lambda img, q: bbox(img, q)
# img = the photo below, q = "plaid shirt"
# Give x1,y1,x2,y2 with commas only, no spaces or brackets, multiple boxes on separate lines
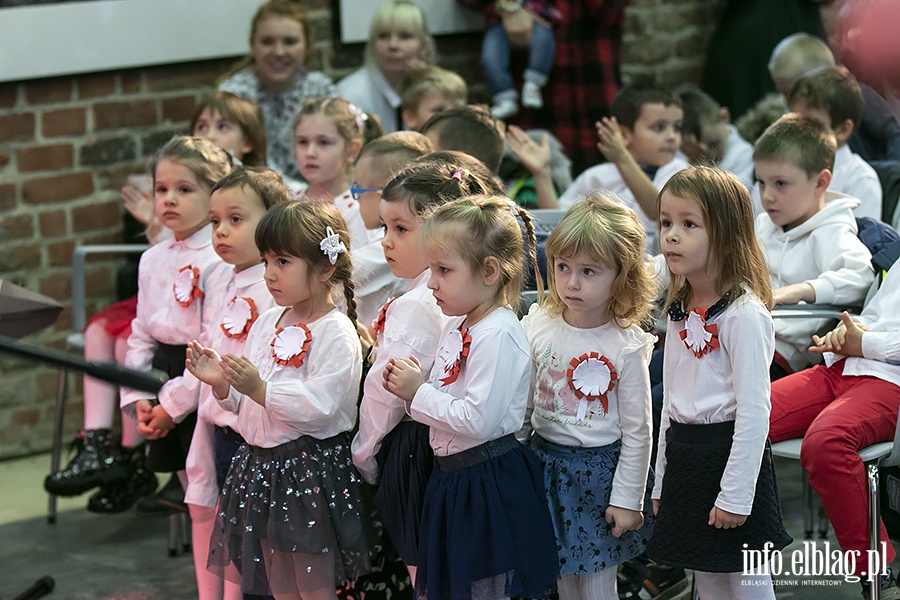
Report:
459,0,626,176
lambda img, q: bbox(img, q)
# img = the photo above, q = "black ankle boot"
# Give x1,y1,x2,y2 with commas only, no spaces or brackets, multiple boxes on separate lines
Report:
134,473,188,517
44,429,130,496
87,445,159,514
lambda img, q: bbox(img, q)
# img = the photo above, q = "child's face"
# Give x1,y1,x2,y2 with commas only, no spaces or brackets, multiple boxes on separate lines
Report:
755,159,827,232
659,191,715,286
681,116,729,165
403,91,462,131
262,250,328,310
153,159,211,241
251,16,307,92
623,103,683,167
193,108,252,162
373,27,426,80
354,155,386,229
424,237,496,320
553,251,618,329
380,198,426,279
294,114,354,189
209,185,267,272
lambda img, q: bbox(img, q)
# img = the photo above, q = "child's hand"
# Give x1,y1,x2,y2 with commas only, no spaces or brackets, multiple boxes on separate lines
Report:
356,321,375,360
221,355,266,405
138,405,175,440
119,184,154,226
595,117,630,165
605,505,644,538
772,282,815,305
709,506,747,529
652,499,660,515
383,355,424,403
506,125,551,176
135,399,154,429
810,311,867,357
186,341,230,399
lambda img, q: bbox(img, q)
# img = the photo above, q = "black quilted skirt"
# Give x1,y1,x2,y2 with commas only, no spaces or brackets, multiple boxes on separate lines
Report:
647,420,792,572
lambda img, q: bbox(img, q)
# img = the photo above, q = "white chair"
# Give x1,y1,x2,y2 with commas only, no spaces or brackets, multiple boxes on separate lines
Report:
529,208,566,234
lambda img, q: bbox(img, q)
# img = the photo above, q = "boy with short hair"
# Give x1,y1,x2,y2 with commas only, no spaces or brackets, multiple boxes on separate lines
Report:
753,113,874,375
559,85,688,249
420,105,505,174
399,66,468,132
788,66,883,220
675,84,754,186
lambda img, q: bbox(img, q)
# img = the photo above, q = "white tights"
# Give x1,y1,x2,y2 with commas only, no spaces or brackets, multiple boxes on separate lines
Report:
83,321,141,448
693,571,775,600
188,504,242,600
557,568,618,600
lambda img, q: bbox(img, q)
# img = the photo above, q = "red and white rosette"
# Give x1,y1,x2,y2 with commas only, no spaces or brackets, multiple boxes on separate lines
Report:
438,326,472,387
566,352,617,420
680,307,719,358
371,296,397,339
270,324,312,369
173,265,204,308
220,296,259,341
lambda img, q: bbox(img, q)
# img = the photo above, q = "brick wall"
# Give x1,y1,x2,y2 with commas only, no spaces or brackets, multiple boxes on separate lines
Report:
0,0,722,459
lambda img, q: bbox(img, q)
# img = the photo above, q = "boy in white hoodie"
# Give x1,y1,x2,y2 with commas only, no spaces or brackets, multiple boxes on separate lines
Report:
754,113,875,377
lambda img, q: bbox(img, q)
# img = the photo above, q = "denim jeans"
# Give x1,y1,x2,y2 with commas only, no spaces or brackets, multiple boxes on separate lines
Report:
482,21,555,95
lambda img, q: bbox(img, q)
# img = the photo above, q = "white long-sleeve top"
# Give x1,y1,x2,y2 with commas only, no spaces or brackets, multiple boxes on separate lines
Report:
352,237,409,328
410,307,531,456
336,66,401,134
652,292,775,516
215,306,362,448
756,192,874,370
521,305,654,512
717,124,755,188
184,263,276,508
120,224,230,413
352,271,449,484
558,157,689,251
830,144,883,221
826,258,900,387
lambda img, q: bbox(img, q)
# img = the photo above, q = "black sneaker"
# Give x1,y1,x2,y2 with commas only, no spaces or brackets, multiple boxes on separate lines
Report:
44,429,131,496
87,445,158,514
133,473,188,517
618,559,689,599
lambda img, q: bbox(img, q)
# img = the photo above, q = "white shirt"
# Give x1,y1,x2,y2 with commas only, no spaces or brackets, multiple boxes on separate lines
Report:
184,263,276,508
558,157,689,251
336,66,401,134
410,307,531,456
121,224,230,412
830,144,883,220
352,271,449,483
827,259,900,388
653,292,775,516
216,306,362,448
521,305,654,511
717,124,755,188
352,237,409,328
756,192,874,370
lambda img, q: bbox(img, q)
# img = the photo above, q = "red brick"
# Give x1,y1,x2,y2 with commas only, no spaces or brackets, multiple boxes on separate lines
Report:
21,173,94,204
24,77,74,105
40,270,72,301
42,108,87,137
94,100,157,130
146,62,225,92
0,83,17,109
39,209,68,237
1,214,35,240
84,266,114,296
12,408,40,426
0,113,36,143
0,184,16,211
162,95,198,123
16,143,74,173
0,242,40,271
0,150,8,167
82,231,123,245
77,73,116,99
121,70,143,94
72,201,121,232
47,240,74,267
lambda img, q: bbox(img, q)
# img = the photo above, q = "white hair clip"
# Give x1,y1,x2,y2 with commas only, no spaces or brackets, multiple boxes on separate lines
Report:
347,103,366,133
319,226,347,265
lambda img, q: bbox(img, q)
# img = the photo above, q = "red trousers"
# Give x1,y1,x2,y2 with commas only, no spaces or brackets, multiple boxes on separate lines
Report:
770,359,900,572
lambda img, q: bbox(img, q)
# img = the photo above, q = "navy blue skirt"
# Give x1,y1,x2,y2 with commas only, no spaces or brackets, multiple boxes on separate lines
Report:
374,419,433,566
530,436,653,574
416,435,559,600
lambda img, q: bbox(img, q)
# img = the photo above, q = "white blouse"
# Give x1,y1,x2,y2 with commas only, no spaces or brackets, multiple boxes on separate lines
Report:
216,306,362,448
352,271,449,483
410,307,532,456
521,305,654,511
652,292,775,516
121,224,230,413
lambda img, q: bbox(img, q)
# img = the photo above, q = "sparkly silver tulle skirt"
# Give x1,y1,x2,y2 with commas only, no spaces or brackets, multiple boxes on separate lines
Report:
207,433,377,596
